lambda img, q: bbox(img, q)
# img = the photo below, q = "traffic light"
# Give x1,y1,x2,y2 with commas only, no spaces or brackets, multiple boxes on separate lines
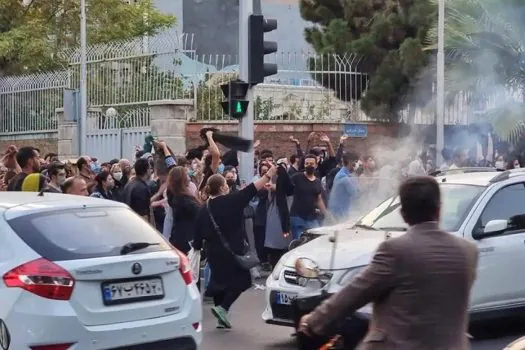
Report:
220,79,250,119
248,14,278,85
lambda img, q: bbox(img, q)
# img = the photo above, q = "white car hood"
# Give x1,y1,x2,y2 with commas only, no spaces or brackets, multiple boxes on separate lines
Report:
283,227,405,270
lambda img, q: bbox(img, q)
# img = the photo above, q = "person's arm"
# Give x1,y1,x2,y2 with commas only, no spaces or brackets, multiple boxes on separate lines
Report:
300,240,398,336
316,193,328,216
320,133,335,157
335,135,346,163
289,135,304,157
162,206,173,239
232,165,278,209
157,141,176,169
206,131,221,172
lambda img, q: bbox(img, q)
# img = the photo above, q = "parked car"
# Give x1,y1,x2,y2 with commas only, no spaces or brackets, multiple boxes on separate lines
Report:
263,168,525,347
0,192,202,350
504,335,525,349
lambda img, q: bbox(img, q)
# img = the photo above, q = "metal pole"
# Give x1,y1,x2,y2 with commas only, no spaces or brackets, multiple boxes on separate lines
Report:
238,0,254,183
436,0,445,166
79,0,88,156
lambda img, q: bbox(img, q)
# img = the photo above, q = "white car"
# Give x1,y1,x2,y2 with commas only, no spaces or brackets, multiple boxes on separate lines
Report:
0,192,202,350
263,169,525,328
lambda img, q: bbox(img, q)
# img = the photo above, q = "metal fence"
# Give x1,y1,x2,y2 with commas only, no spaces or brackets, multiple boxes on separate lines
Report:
1,31,515,135
0,31,373,134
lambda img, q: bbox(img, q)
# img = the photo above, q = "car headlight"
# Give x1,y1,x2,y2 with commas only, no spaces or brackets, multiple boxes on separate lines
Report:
337,265,367,286
271,257,286,280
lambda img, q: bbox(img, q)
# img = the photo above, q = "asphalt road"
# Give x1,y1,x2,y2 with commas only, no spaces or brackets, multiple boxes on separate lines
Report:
200,286,525,350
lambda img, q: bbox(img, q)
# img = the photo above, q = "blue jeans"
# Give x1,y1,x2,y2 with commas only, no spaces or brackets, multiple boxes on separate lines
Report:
290,216,320,240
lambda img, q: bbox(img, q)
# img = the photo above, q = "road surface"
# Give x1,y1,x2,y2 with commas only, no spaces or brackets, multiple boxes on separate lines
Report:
201,287,525,350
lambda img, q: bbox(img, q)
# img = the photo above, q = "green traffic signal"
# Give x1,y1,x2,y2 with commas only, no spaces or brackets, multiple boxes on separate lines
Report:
221,100,249,119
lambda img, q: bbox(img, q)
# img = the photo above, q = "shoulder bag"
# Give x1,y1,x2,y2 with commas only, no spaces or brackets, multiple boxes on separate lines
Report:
205,200,260,270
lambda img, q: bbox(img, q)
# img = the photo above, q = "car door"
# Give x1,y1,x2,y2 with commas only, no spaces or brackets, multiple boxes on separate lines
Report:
467,182,525,311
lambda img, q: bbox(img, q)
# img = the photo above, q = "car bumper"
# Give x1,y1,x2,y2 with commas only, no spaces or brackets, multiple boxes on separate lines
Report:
5,287,203,350
262,274,324,327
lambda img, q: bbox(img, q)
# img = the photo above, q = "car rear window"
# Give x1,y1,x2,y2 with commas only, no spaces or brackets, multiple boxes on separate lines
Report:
7,207,172,261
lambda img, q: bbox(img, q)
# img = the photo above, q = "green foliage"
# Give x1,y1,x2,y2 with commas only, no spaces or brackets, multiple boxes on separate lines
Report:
299,0,436,121
0,0,175,75
425,0,525,143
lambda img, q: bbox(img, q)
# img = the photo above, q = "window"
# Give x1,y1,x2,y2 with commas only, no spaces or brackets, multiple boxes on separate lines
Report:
479,183,525,228
8,207,171,261
356,184,485,232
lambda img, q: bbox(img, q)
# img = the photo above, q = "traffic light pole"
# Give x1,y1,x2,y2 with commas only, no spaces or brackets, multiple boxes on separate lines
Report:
238,0,255,183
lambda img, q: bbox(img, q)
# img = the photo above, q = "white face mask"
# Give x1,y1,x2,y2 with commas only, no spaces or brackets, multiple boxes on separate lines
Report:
112,172,123,181
495,161,504,169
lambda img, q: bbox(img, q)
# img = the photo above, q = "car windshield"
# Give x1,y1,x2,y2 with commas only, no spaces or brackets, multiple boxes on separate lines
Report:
355,184,485,232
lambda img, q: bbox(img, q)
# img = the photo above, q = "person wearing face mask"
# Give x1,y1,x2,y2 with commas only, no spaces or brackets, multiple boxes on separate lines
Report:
224,167,238,192
286,154,328,240
494,155,506,170
44,162,67,193
90,170,115,200
110,164,125,202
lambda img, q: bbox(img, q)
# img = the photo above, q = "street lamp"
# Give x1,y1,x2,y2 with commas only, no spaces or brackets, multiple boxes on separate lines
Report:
436,0,445,166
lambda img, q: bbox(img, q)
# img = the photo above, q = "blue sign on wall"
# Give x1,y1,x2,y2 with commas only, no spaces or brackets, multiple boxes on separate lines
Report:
343,124,368,138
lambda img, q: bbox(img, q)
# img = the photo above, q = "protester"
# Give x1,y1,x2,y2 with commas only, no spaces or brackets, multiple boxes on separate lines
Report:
166,166,200,254
63,176,89,196
44,161,66,193
193,165,278,329
328,152,360,222
7,146,40,191
90,170,115,200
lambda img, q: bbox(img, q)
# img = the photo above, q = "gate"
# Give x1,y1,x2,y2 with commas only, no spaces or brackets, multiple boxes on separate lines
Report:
86,127,151,162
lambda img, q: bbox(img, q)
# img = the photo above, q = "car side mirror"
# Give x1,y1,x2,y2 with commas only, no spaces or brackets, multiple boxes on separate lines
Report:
473,219,508,239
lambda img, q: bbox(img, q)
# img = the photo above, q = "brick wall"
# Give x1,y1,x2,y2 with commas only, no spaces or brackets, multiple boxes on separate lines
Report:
0,122,400,159
186,122,400,157
0,135,58,156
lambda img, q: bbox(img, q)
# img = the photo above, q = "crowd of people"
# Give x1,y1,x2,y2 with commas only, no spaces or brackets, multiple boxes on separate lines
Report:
0,130,517,331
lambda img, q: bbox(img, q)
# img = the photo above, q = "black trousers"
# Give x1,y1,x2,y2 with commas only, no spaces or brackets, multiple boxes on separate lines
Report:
253,225,268,263
266,247,286,268
213,289,243,311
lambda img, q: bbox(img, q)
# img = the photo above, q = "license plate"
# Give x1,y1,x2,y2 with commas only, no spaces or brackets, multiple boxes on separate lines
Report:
275,292,296,305
102,277,165,305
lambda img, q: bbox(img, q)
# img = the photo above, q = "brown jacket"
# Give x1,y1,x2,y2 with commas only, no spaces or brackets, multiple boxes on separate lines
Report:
307,222,479,350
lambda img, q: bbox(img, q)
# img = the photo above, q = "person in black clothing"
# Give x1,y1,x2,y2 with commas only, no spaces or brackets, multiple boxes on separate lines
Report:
90,170,115,200
110,163,125,202
193,165,278,329
124,158,153,221
166,166,200,254
286,154,328,240
7,146,40,191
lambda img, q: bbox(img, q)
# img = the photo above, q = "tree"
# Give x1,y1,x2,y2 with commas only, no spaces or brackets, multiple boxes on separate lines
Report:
425,0,525,143
299,0,436,121
0,0,175,76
